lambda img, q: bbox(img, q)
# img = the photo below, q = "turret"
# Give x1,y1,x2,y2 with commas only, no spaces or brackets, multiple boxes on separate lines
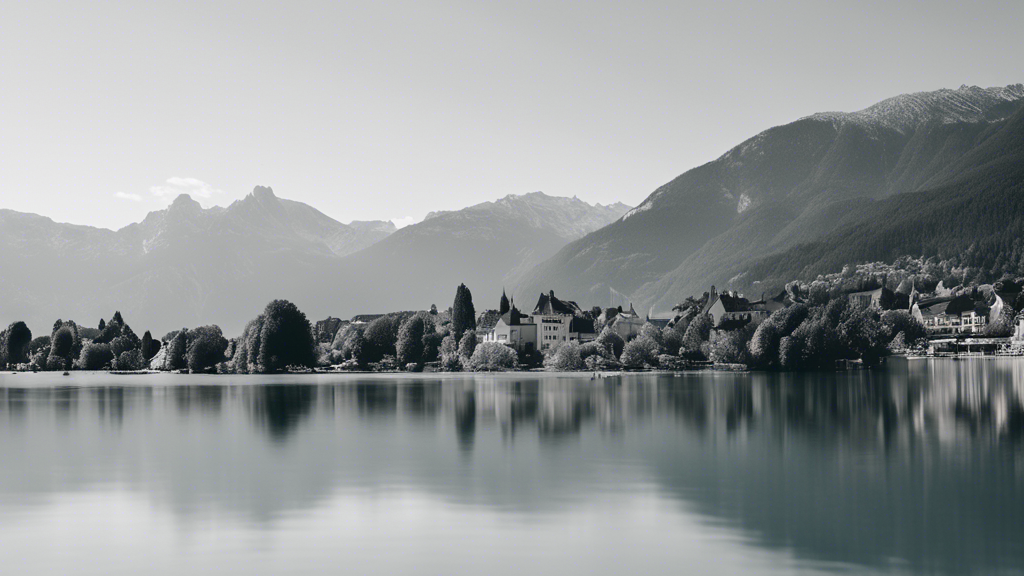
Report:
500,289,510,315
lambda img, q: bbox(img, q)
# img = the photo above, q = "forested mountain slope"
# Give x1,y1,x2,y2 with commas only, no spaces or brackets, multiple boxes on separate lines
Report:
515,84,1024,312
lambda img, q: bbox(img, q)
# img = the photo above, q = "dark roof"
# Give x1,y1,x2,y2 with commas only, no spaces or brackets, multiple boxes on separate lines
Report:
532,291,582,316
499,307,527,326
919,295,989,317
715,292,760,313
568,317,595,334
618,303,640,319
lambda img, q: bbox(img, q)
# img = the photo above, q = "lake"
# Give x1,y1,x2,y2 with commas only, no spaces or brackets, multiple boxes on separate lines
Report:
1,359,1023,575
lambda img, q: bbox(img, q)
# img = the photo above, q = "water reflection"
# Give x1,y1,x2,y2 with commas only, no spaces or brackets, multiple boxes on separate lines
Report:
0,360,1022,574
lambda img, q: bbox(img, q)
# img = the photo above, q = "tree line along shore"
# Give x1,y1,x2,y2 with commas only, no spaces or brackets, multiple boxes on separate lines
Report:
0,274,947,375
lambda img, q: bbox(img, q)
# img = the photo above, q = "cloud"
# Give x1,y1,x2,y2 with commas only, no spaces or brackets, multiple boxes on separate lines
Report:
150,177,223,201
392,216,419,229
114,192,142,202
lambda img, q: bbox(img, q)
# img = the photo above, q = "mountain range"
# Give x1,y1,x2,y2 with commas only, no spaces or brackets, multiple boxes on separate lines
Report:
4,82,1023,337
514,84,1024,314
0,189,628,335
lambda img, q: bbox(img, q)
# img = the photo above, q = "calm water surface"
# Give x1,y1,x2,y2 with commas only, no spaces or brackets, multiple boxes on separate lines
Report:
1,359,1023,575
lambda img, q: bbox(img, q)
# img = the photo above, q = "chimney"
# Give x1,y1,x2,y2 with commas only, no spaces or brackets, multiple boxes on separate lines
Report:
549,290,555,299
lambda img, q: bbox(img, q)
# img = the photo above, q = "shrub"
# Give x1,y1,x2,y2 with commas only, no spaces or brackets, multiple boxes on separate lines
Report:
596,327,625,358
544,342,584,371
880,310,926,344
46,354,68,371
112,349,145,371
396,315,427,366
748,304,809,368
709,325,755,365
110,335,135,357
680,314,713,360
620,335,660,369
585,354,618,371
467,342,518,371
661,327,683,357
579,341,611,361
657,354,687,371
77,342,114,370
438,334,460,371
639,323,664,349
457,330,477,364
371,355,399,372
779,336,802,369
30,350,49,371
28,336,51,357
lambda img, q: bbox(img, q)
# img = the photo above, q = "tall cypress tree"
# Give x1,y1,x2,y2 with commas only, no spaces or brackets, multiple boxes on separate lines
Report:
451,284,476,342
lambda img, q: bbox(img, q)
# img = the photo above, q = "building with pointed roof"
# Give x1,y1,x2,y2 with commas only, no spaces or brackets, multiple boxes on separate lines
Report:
609,304,644,340
483,290,596,352
912,295,989,335
499,289,510,315
701,286,771,329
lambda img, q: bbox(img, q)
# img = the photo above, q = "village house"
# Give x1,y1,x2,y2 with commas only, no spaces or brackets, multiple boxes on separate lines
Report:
483,290,597,352
608,304,645,340
483,303,537,353
912,295,989,335
847,287,885,309
701,286,771,329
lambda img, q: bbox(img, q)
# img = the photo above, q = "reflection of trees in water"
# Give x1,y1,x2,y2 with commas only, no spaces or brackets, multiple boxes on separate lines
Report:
247,385,317,442
94,386,125,427
1,388,29,423
649,363,1024,450
173,386,224,415
453,385,476,453
399,381,443,421
354,383,398,417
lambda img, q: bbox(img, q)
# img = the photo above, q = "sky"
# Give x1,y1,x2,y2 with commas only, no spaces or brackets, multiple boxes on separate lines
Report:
1,0,1022,231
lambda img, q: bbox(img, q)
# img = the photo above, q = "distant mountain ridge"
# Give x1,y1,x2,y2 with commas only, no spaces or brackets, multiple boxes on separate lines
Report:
514,83,1024,314
0,188,628,335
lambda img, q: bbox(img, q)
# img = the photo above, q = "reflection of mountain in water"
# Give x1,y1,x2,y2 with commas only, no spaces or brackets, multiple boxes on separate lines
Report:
1,360,1023,573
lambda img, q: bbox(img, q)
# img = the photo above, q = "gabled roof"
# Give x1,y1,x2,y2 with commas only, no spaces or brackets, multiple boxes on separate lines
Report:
498,307,528,326
705,291,759,314
532,290,582,316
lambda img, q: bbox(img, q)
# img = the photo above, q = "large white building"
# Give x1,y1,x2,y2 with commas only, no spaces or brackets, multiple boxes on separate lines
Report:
483,290,596,352
911,295,989,335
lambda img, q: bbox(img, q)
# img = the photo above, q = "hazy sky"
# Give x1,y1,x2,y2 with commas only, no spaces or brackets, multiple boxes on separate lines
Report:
1,0,1022,230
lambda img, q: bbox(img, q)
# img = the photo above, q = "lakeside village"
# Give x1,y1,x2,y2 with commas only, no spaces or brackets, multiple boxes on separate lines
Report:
5,260,1024,375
